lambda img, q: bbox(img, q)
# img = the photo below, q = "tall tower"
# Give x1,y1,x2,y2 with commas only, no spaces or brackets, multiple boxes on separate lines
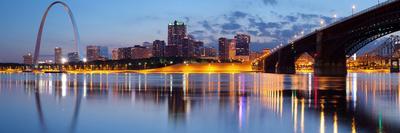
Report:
152,40,166,57
54,47,62,64
234,34,250,56
86,45,100,62
23,53,33,65
168,20,187,46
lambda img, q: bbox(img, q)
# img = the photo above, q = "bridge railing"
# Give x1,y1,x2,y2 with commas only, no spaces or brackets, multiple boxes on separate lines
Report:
294,0,397,44
264,0,398,59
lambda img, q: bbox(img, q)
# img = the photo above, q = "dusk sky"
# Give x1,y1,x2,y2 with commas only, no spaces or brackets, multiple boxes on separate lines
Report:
0,0,383,63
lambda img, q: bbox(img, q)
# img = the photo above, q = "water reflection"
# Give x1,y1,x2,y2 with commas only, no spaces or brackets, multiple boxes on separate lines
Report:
0,72,399,132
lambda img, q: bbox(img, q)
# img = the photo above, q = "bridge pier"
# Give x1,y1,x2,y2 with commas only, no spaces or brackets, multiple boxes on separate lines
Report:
314,31,347,77
314,57,347,77
276,50,296,74
264,61,276,73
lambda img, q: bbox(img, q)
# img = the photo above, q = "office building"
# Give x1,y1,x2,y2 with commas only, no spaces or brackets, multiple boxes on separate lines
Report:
112,48,119,60
23,53,33,65
67,52,80,63
131,45,152,59
168,20,187,46
234,34,250,56
54,47,62,64
152,40,166,57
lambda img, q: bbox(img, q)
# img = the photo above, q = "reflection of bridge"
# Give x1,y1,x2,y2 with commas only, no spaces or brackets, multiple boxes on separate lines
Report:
259,1,400,76
33,1,81,65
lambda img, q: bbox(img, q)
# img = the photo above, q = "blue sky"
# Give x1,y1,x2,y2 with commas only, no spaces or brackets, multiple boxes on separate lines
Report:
0,0,380,63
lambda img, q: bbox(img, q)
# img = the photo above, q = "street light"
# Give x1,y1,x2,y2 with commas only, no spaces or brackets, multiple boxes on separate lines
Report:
82,58,87,70
320,19,325,27
333,13,337,21
61,57,67,64
352,5,356,15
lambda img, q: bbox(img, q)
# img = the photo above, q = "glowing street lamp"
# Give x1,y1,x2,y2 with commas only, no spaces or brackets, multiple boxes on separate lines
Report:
352,5,356,15
82,58,87,63
320,19,325,27
61,57,67,64
333,14,337,21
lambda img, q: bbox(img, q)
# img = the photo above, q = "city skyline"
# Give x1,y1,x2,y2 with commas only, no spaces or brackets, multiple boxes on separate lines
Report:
0,0,389,63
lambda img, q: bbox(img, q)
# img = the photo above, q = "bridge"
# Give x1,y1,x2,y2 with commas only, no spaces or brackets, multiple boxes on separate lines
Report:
258,0,400,76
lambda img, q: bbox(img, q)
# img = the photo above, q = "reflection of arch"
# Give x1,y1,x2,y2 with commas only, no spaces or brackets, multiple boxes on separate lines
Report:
34,74,82,132
33,1,80,65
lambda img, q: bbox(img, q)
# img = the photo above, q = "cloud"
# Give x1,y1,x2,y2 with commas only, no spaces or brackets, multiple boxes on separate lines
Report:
221,23,241,30
262,0,277,6
187,10,334,51
232,11,248,18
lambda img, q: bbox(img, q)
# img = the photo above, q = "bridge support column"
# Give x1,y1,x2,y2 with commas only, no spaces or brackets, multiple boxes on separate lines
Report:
276,47,296,74
264,58,277,73
276,51,296,74
314,31,347,77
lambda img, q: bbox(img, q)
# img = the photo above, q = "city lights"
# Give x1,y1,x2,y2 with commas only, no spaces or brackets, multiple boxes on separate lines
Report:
61,57,67,64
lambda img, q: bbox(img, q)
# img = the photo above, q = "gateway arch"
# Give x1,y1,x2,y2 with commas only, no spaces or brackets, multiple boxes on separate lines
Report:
33,1,81,65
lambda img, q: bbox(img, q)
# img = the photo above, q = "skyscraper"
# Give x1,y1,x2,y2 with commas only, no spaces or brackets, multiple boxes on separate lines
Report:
99,46,109,60
152,40,166,57
87,45,109,61
112,48,119,60
218,37,236,60
86,45,100,62
131,45,152,59
23,53,33,65
218,37,228,60
168,20,186,46
67,52,80,63
234,34,250,56
117,47,134,60
54,47,62,64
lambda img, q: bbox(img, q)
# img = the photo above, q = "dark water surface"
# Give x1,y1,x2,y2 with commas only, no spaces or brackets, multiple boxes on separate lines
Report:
0,72,399,133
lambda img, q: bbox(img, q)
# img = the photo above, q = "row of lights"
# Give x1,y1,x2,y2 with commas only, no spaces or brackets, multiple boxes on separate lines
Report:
60,57,87,64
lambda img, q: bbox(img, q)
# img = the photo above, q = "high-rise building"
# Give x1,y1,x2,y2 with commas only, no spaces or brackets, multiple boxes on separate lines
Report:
228,39,236,60
112,48,119,60
131,45,152,59
99,46,109,60
164,45,179,57
218,37,228,60
87,45,109,61
86,45,100,62
201,46,217,57
168,20,186,46
67,52,80,63
152,40,166,57
193,40,204,58
54,47,62,64
234,34,251,56
23,53,33,65
182,37,192,57
117,47,133,60
218,37,236,60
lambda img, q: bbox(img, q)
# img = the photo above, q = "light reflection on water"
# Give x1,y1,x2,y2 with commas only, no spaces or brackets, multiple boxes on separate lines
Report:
0,72,399,133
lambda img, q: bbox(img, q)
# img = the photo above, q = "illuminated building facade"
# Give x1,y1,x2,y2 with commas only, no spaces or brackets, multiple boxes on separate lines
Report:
153,40,166,57
23,53,33,65
168,20,186,46
54,47,62,64
131,45,152,59
87,45,109,61
67,52,80,63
